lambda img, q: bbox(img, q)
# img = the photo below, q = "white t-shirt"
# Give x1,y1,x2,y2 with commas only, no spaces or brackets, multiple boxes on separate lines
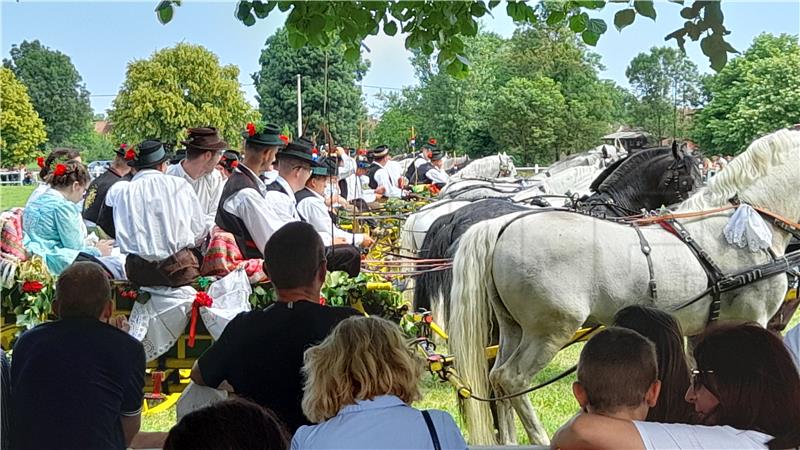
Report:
634,422,771,449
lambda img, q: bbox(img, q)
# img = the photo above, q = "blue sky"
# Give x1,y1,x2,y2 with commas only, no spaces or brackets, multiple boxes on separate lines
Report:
2,1,798,116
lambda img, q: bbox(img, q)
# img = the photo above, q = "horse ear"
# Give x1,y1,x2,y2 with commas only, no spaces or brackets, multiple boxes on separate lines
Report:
671,141,680,160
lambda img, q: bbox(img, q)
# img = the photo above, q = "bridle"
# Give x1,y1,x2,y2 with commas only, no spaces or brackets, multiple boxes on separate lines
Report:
662,155,697,203
497,155,513,178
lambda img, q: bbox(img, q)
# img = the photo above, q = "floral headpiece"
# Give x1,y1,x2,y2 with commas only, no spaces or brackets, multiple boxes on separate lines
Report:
120,143,136,161
428,138,437,146
36,156,45,169
279,134,290,144
53,163,68,177
245,120,267,137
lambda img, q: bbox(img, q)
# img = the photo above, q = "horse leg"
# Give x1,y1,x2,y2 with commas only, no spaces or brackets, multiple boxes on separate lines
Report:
489,313,523,444
493,330,578,446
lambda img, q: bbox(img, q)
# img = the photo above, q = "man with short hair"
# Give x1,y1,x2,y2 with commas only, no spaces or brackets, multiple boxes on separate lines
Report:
216,122,284,259
191,222,360,433
166,127,228,230
296,157,373,275
404,137,437,184
411,148,449,188
10,262,145,449
366,145,406,199
344,155,381,209
102,140,207,287
84,143,132,234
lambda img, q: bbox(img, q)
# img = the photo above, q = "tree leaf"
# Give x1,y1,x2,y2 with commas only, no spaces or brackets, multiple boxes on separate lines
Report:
614,9,635,31
586,18,607,34
155,1,174,24
287,30,306,48
679,7,695,19
547,10,566,26
634,0,657,20
488,0,501,9
569,12,589,33
236,1,252,21
344,46,361,62
456,54,472,67
582,30,600,46
252,0,275,18
242,13,256,26
384,20,398,36
470,2,487,17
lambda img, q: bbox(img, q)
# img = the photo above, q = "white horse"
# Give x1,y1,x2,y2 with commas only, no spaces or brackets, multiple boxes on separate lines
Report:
511,165,603,203
399,200,472,256
449,129,800,445
451,153,517,180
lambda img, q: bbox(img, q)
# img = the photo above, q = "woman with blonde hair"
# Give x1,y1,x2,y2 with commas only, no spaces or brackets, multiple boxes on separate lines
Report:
293,316,466,449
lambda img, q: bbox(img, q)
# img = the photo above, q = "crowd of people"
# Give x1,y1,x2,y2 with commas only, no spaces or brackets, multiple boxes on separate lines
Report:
3,125,800,449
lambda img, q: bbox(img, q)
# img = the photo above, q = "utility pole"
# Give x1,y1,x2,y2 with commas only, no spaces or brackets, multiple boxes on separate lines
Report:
296,74,302,137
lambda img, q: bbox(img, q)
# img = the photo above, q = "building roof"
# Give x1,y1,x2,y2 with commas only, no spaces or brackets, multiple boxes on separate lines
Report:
94,120,112,135
602,130,649,140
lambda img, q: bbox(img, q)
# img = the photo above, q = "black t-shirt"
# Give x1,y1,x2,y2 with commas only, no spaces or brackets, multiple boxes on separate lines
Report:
198,301,360,432
82,167,131,225
10,318,145,450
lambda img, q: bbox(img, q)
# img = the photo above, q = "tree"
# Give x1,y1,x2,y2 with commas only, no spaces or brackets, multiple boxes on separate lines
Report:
62,130,116,163
692,33,800,155
487,76,566,165
109,43,257,145
253,28,368,145
155,1,737,77
0,68,47,166
625,46,700,141
371,92,419,151
3,40,93,146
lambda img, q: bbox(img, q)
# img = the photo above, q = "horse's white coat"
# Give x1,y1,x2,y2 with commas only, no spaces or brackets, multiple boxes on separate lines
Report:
449,129,800,445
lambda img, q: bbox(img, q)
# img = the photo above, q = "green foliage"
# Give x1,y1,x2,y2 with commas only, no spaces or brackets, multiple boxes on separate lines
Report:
62,130,116,163
154,0,735,78
0,68,47,166
692,34,800,155
625,46,701,140
252,28,368,145
487,77,567,165
109,43,258,146
371,92,419,151
3,40,93,147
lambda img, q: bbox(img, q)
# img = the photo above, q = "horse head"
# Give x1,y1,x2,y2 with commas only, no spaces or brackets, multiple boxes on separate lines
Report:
662,144,703,204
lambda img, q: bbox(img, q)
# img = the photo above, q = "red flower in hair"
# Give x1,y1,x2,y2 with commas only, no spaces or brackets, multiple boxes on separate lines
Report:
428,138,437,145
53,164,67,176
279,134,289,144
124,149,136,161
246,122,256,137
230,160,239,168
22,281,43,294
36,157,45,169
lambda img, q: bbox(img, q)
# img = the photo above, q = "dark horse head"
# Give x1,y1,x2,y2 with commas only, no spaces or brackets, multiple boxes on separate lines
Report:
578,143,702,217
413,144,703,317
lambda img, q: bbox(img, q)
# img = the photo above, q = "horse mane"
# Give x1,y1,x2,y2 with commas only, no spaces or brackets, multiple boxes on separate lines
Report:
589,153,629,191
678,128,800,212
595,147,671,192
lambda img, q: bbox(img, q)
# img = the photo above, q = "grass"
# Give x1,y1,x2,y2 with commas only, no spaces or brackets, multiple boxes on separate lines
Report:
1,185,35,210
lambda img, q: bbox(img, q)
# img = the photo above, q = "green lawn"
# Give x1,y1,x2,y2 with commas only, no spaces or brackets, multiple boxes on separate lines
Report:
1,185,35,210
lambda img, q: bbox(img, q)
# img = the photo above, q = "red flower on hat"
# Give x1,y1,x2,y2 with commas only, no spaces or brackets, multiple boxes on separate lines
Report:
53,164,67,176
428,138,437,145
279,134,289,144
230,160,239,168
247,122,256,137
36,156,45,168
124,149,136,161
22,280,43,294
120,143,127,149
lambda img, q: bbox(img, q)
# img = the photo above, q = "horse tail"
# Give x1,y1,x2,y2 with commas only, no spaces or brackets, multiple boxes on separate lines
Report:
449,213,522,445
413,215,455,320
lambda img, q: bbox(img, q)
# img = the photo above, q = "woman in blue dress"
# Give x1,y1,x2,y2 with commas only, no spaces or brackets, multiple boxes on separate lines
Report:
23,160,112,276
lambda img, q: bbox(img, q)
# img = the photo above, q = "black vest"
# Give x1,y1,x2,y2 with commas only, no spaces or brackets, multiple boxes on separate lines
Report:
84,168,131,236
404,156,426,183
265,180,289,195
366,163,383,190
295,188,338,225
412,162,436,185
215,167,263,259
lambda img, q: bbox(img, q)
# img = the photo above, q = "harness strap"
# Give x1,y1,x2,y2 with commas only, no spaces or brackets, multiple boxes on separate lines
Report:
632,223,658,300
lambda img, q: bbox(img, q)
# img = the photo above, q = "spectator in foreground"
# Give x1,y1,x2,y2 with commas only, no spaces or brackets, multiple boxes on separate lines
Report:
25,147,82,207
22,160,113,275
551,323,800,450
191,222,360,433
613,305,694,423
10,262,145,449
164,398,289,450
293,316,467,449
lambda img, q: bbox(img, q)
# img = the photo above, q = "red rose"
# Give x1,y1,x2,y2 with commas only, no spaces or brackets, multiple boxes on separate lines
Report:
124,149,136,161
230,160,239,168
22,281,43,294
429,138,437,145
194,291,213,308
36,156,45,169
279,134,289,144
246,122,256,137
319,296,326,306
120,143,127,149
53,164,67,176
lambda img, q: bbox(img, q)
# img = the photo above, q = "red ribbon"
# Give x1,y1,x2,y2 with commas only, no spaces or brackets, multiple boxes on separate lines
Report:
36,157,45,169
188,291,213,348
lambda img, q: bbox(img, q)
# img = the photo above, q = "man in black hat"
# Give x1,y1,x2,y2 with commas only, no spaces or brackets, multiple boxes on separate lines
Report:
366,145,406,199
296,157,373,276
411,148,449,188
405,137,437,184
217,150,241,179
166,127,228,230
102,140,207,287
83,143,133,235
216,122,286,259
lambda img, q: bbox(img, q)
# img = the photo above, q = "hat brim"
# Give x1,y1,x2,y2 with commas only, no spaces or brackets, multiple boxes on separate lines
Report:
277,150,319,165
128,154,170,169
242,132,286,147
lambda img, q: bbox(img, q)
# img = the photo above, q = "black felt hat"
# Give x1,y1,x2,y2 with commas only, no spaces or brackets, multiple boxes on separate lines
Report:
310,157,338,177
430,149,444,161
242,122,286,147
219,150,241,171
277,137,319,165
115,143,130,157
370,145,390,159
181,127,228,151
422,137,438,151
128,140,170,169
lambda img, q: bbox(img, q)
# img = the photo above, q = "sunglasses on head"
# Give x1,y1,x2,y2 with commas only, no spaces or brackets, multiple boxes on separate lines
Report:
690,368,715,391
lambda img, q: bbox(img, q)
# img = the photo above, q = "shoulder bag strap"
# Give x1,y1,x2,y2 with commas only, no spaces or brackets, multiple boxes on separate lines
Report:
421,410,441,450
